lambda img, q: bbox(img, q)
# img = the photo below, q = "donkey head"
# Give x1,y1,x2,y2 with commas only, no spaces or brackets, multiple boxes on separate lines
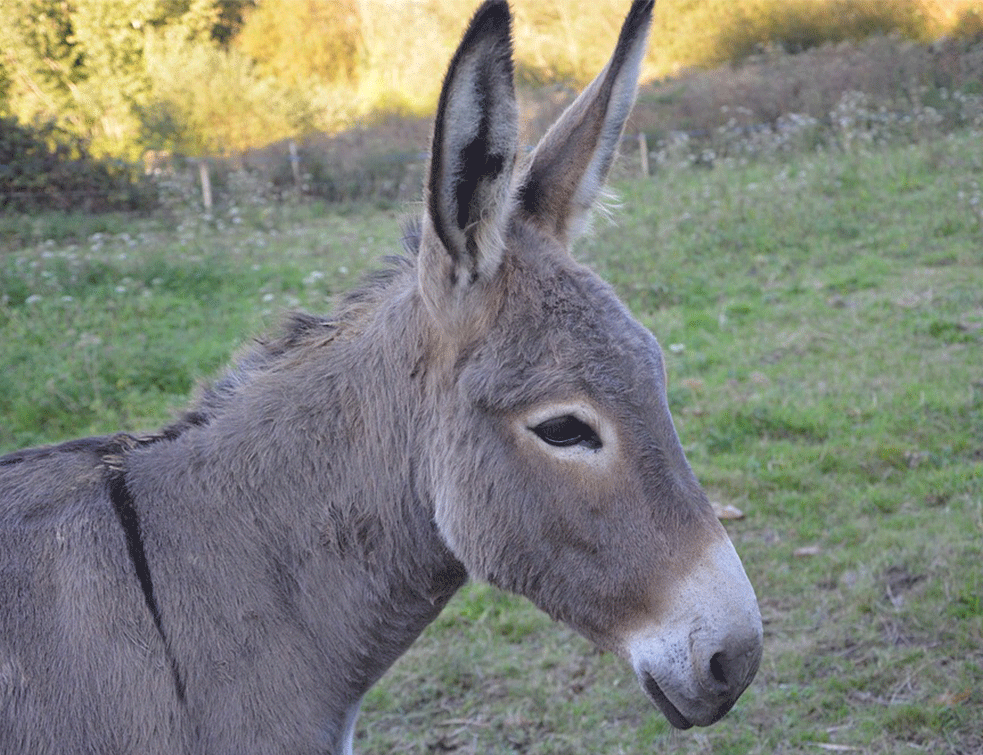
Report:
416,0,762,729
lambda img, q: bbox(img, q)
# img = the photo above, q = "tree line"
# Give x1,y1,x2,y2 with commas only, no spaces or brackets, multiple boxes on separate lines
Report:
1,0,980,168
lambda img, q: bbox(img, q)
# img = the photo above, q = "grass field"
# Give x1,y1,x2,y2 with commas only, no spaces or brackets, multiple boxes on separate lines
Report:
1,129,981,752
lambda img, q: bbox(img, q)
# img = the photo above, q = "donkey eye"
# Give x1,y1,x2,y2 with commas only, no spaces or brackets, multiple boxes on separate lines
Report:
531,415,602,451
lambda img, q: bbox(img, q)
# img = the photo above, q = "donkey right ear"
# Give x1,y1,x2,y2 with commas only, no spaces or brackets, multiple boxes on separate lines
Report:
419,0,517,314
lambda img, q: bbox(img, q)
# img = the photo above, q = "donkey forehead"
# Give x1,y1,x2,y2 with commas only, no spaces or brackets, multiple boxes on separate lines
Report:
462,243,668,413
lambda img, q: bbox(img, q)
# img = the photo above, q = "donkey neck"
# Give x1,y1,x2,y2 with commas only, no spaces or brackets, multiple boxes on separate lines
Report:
194,282,465,589
121,275,467,741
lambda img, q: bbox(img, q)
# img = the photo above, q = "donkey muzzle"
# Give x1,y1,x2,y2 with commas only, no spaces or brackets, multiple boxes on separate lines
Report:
625,536,763,728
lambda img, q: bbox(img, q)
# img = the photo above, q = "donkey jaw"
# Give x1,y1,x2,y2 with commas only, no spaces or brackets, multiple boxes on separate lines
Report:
625,536,763,729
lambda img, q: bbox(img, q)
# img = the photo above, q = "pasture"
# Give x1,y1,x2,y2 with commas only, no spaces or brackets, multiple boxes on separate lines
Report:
1,128,981,752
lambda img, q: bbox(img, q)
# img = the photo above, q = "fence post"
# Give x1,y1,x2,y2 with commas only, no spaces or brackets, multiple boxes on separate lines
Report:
289,140,302,189
198,160,213,211
638,131,649,178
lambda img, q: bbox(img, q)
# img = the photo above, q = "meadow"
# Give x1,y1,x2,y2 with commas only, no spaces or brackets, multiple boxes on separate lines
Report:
2,124,982,752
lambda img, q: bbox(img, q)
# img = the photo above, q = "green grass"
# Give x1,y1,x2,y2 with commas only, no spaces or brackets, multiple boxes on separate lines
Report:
0,202,396,448
2,132,982,753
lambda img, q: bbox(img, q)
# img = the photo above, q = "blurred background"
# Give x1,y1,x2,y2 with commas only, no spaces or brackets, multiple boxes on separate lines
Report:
1,0,982,211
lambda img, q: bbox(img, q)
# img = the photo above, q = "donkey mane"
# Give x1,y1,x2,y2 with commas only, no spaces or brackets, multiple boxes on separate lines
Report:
0,223,425,474
157,221,425,443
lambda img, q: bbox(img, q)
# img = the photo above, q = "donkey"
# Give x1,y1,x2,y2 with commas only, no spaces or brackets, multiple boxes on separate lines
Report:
0,2,761,752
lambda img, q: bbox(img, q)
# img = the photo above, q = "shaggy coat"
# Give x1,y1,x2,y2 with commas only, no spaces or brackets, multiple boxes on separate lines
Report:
0,2,761,753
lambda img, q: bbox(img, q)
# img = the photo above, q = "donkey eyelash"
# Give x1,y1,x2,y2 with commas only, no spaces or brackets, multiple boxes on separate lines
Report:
530,415,603,451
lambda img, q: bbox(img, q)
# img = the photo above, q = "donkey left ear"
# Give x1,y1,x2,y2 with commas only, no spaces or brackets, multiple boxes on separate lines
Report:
420,0,517,311
517,0,654,242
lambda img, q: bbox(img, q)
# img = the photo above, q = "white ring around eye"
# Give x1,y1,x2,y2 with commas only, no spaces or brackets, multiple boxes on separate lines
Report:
517,400,618,464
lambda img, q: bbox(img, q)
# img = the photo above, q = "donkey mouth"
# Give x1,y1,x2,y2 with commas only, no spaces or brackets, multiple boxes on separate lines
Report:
640,672,693,730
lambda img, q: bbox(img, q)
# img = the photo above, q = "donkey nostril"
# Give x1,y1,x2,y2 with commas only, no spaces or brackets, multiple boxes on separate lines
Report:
708,651,728,686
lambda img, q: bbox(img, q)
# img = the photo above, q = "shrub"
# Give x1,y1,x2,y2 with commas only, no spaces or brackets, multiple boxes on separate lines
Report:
0,117,156,213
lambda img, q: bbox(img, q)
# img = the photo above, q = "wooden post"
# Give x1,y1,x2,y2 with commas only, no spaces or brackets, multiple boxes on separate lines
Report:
198,160,213,211
638,131,649,177
289,140,302,188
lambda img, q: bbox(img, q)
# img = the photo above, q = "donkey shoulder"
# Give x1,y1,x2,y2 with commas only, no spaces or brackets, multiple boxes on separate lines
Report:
0,434,137,523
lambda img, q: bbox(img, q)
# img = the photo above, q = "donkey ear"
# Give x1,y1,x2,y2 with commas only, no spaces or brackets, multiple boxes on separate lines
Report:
421,0,517,300
517,0,653,241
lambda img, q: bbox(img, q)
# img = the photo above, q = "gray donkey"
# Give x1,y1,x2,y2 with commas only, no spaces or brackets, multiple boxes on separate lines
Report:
0,2,762,753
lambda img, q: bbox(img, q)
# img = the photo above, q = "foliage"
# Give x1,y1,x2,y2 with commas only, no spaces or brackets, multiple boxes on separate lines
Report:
236,0,361,88
0,116,156,212
512,0,628,85
0,1,80,122
143,36,983,212
649,0,983,75
3,0,982,163
140,29,313,157
0,0,256,159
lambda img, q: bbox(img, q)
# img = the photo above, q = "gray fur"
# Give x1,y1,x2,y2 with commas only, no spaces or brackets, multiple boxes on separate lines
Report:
0,2,760,753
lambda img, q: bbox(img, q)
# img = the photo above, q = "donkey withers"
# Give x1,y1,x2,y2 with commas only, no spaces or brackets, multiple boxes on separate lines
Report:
0,2,762,752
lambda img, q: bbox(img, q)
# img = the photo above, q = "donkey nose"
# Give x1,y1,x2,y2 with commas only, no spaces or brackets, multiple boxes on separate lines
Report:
700,629,763,714
627,536,763,728
705,636,761,700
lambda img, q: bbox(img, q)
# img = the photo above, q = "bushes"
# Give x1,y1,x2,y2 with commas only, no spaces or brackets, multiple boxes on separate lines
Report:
2,0,982,218
648,0,983,76
2,0,982,167
140,31,313,158
0,118,156,213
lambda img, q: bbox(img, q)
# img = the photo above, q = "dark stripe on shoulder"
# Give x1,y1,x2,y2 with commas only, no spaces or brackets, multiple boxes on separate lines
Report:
3,433,188,700
106,465,187,703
